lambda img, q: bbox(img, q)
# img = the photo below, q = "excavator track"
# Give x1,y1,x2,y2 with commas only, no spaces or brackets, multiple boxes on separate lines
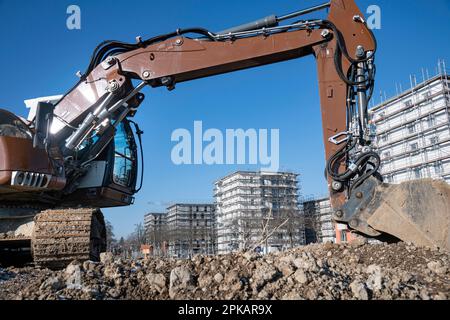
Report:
32,208,106,269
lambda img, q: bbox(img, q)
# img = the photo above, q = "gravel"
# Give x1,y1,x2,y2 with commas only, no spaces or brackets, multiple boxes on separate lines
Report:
0,242,448,300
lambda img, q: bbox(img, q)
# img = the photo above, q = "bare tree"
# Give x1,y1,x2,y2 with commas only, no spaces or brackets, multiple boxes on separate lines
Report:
120,223,147,258
134,222,146,245
234,202,304,253
147,221,168,257
105,220,117,251
302,200,322,244
250,206,290,252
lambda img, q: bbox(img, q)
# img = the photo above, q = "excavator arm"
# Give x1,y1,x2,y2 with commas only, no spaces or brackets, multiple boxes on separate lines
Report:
53,0,375,195
26,0,450,250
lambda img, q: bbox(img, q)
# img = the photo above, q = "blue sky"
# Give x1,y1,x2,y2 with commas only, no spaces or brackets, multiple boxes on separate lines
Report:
0,0,449,238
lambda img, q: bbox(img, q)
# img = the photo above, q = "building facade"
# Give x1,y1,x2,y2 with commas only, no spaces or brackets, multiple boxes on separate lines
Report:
144,212,168,256
166,204,216,258
302,197,336,244
370,73,450,183
214,171,305,254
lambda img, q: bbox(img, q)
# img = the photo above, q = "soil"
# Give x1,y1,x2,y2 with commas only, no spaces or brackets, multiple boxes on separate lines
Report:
0,242,448,300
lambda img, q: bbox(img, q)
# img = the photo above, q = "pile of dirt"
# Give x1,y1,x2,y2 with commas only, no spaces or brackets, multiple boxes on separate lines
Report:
0,242,448,300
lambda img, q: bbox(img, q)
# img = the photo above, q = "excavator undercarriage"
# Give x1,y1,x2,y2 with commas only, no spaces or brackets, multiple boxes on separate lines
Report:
0,207,106,268
32,208,106,269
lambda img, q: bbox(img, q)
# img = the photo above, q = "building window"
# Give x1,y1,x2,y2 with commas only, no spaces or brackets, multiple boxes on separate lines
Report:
340,232,347,242
423,91,431,100
427,114,436,127
434,162,444,174
407,124,416,134
410,143,419,151
430,136,439,146
383,151,391,159
382,134,388,142
112,122,137,187
404,100,413,107
413,168,421,179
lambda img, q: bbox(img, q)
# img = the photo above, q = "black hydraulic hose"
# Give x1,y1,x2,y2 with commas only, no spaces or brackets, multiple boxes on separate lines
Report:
326,139,357,182
54,28,217,107
327,140,379,184
366,64,376,102
319,19,377,87
349,152,381,194
321,20,377,64
87,28,217,76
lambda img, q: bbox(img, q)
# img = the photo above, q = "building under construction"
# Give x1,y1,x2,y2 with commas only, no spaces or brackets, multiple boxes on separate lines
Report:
166,204,216,258
214,171,305,254
370,61,450,184
144,212,167,256
302,197,336,244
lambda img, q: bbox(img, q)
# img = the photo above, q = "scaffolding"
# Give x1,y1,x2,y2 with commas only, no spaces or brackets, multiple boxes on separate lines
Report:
214,171,305,254
370,60,450,184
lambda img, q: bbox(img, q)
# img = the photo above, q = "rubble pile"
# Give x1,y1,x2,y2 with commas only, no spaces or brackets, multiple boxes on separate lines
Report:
0,242,448,300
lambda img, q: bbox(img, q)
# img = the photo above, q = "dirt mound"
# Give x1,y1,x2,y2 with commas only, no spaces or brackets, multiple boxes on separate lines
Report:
0,242,448,300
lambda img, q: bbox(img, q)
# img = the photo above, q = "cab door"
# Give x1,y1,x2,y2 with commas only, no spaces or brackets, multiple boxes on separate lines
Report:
111,120,138,192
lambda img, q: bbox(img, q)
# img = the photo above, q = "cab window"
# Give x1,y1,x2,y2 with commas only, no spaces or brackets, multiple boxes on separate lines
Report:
113,122,136,187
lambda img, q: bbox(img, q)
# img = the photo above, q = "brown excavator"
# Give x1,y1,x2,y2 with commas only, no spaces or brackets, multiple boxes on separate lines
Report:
0,0,449,268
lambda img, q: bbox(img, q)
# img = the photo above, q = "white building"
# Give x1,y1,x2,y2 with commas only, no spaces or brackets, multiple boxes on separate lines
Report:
316,198,335,243
370,68,450,184
214,171,305,254
166,204,216,258
144,212,167,256
301,197,335,244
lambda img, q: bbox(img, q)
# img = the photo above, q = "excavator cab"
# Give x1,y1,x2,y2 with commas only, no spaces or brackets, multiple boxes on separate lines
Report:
61,119,139,208
0,109,138,267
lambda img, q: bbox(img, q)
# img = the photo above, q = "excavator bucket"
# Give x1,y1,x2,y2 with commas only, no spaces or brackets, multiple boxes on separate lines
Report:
336,177,450,251
367,179,450,251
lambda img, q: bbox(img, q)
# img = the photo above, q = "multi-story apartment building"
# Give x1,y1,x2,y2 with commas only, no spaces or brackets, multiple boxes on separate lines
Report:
166,204,216,258
214,171,305,254
370,73,450,183
144,212,167,256
302,197,336,244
